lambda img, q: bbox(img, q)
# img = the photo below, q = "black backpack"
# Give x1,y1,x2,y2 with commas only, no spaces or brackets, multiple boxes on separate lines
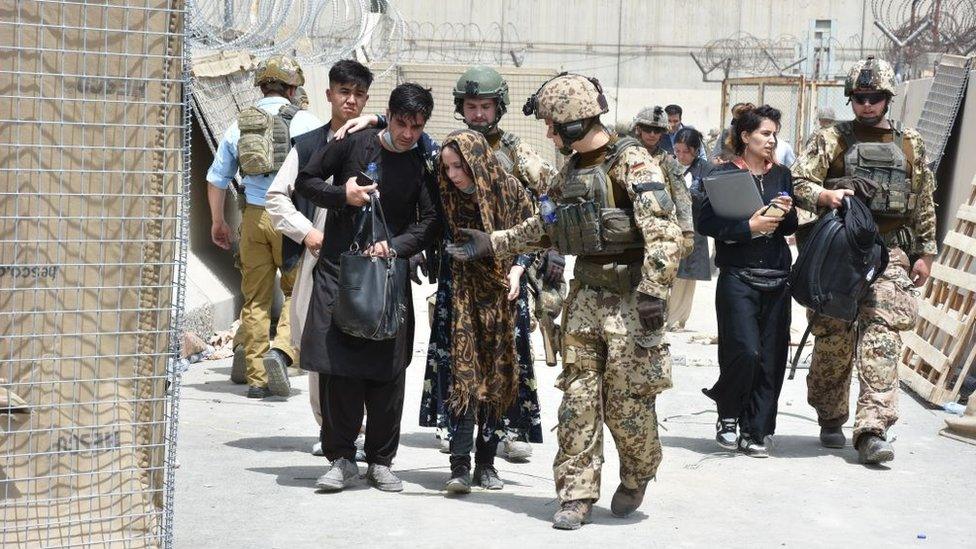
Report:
788,197,888,378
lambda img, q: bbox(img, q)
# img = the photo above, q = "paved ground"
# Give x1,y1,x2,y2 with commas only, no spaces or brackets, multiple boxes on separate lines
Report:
173,275,976,548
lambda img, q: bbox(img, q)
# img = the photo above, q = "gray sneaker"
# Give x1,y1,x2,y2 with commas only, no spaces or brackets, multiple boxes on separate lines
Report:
473,464,504,490
315,458,358,492
366,464,403,492
500,439,532,462
263,349,291,397
354,433,366,462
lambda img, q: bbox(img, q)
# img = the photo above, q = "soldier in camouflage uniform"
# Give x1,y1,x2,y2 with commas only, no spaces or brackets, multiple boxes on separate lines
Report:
450,66,562,462
446,73,682,529
791,56,937,464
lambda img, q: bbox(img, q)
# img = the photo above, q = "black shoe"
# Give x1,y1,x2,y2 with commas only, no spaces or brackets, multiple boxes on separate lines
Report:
819,426,846,449
857,434,894,464
445,464,471,494
610,481,648,517
246,385,272,399
263,348,292,397
473,463,503,490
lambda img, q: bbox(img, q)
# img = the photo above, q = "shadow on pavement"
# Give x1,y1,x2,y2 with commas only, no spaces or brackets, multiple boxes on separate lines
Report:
248,466,324,488
227,436,320,454
662,434,842,459
397,431,442,450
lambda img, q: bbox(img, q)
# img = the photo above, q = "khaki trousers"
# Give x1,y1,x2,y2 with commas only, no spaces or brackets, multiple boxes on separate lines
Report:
238,205,297,387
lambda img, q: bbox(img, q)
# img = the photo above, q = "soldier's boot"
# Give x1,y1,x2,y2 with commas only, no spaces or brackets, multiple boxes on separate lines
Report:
857,434,894,464
230,344,247,384
610,481,648,518
552,499,593,530
819,426,846,449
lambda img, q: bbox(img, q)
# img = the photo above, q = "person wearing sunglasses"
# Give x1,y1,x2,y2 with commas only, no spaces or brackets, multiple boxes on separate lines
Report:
791,56,938,466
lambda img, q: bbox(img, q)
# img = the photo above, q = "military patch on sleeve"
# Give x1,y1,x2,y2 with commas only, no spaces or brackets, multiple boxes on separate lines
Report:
632,182,665,193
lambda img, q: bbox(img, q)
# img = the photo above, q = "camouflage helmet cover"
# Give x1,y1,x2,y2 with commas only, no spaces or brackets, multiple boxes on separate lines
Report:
844,56,896,97
632,105,669,131
527,73,609,124
453,65,510,105
254,55,305,88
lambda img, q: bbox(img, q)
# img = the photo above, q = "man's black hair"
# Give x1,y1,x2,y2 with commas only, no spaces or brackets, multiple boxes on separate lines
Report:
664,104,683,118
329,59,373,90
388,82,434,121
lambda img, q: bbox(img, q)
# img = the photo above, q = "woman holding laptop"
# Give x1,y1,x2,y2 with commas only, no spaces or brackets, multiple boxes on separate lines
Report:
696,105,798,457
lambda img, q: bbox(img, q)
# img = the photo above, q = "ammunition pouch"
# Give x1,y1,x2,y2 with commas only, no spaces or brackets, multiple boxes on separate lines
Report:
548,200,603,255
574,260,641,294
880,225,914,252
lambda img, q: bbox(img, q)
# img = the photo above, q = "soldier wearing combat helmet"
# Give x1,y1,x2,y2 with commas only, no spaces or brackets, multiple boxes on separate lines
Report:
791,55,937,465
449,66,564,463
446,73,682,530
206,54,321,399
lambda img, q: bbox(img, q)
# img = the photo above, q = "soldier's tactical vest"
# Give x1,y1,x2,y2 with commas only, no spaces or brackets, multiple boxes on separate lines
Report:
548,139,644,256
493,131,520,174
836,122,914,220
237,103,299,176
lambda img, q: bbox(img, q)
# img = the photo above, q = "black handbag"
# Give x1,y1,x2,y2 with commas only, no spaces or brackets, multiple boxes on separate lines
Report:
333,195,408,340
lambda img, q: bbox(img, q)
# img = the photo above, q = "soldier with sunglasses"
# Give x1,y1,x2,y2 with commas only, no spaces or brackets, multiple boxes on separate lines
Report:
791,56,938,465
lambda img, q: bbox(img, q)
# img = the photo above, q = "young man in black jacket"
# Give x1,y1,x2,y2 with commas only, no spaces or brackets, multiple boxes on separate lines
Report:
295,83,440,493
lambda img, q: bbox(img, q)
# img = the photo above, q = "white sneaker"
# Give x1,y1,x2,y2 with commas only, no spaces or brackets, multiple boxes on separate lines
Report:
715,418,738,450
435,429,451,454
500,439,532,462
311,441,324,456
315,458,359,492
738,435,769,458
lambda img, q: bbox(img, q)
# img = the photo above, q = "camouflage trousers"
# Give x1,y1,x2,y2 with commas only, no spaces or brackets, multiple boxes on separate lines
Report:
807,250,918,446
554,282,672,503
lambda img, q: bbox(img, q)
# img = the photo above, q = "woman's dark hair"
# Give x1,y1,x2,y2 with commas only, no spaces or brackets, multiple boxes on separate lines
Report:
329,59,373,90
440,141,473,179
389,82,434,122
673,127,703,153
729,104,781,155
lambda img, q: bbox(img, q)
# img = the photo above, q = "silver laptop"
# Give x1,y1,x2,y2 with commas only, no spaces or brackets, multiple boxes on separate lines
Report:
702,169,764,220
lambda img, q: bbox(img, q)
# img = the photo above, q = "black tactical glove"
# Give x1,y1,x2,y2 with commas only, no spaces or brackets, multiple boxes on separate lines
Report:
542,250,566,286
444,228,493,262
635,292,666,331
408,252,428,284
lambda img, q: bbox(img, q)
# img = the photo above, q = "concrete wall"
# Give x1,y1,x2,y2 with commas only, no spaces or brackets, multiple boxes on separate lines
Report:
391,0,883,131
891,69,976,244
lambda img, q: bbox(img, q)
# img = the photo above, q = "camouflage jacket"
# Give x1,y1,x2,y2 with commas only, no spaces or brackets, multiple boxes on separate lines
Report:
489,142,682,300
491,130,557,196
649,146,695,257
791,122,938,257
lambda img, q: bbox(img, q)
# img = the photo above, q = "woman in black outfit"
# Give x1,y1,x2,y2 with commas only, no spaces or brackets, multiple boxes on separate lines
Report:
697,105,798,458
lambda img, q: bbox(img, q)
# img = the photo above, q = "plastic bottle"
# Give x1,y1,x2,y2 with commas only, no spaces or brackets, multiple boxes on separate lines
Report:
943,401,966,415
539,194,557,224
364,162,380,184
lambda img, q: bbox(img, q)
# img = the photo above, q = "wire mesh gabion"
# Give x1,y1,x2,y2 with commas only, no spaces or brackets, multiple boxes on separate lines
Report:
0,0,190,547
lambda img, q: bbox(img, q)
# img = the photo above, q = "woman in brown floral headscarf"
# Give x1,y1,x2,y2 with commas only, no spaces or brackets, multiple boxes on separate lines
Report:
421,129,537,493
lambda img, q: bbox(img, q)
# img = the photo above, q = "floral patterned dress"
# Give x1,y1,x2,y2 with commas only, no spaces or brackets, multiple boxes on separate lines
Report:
419,250,544,444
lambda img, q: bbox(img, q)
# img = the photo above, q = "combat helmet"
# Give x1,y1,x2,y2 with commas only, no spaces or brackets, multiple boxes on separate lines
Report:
632,106,668,131
844,56,896,97
454,66,510,132
523,73,608,145
254,55,305,88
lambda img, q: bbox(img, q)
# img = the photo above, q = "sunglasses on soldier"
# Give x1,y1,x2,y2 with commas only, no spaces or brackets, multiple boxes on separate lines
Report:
851,92,887,106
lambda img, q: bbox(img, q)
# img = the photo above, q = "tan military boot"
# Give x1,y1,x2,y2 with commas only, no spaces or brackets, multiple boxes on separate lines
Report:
610,481,648,517
552,499,592,530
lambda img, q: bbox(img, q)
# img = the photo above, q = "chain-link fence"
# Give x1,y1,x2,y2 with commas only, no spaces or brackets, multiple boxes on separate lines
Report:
1,0,189,546
190,57,559,165
720,76,848,152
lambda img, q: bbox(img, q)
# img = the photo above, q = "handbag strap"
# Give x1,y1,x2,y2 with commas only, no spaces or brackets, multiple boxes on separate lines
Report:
349,192,396,256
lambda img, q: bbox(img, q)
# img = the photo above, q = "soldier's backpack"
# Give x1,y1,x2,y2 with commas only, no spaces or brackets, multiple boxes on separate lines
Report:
237,103,299,176
787,196,888,378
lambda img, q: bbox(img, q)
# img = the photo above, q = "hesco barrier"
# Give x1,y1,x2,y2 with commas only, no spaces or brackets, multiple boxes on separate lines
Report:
0,0,189,547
